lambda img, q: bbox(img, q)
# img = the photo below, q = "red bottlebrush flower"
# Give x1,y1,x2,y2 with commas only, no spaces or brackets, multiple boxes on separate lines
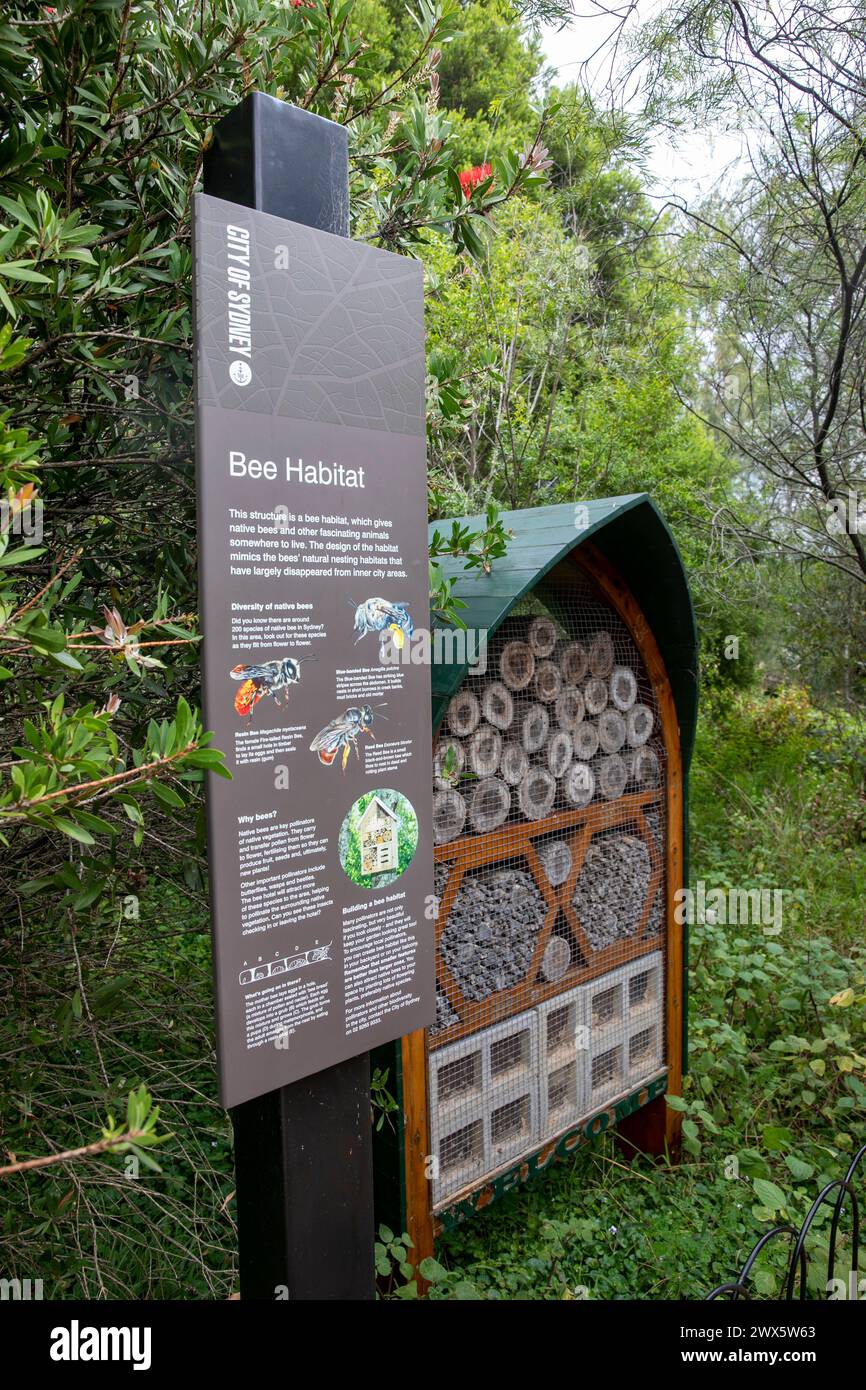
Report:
458,163,493,198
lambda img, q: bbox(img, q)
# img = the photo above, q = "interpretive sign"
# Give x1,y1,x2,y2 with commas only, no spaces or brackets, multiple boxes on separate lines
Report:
193,191,434,1108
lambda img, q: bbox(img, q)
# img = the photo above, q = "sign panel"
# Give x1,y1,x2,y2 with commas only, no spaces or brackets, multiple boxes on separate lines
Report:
193,192,434,1108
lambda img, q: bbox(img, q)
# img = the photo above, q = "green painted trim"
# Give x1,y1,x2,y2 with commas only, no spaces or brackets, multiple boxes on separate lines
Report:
434,1073,669,1233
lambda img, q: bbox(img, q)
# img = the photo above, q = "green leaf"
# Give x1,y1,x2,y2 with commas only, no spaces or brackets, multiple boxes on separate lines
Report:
753,1177,787,1213
53,817,96,844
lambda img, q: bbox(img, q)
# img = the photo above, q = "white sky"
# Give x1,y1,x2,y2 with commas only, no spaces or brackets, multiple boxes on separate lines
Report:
539,2,749,205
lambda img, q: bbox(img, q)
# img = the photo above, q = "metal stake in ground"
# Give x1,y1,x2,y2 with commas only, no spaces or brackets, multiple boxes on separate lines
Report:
203,94,374,1303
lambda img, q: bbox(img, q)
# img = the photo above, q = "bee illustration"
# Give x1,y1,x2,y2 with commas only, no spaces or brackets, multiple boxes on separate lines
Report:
352,597,413,650
309,702,387,770
230,655,314,719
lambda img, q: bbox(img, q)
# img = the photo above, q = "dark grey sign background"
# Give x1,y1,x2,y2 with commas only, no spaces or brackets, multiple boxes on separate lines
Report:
193,192,434,1109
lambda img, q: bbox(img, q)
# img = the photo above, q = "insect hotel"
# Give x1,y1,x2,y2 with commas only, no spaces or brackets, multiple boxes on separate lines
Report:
373,496,698,1261
359,796,399,875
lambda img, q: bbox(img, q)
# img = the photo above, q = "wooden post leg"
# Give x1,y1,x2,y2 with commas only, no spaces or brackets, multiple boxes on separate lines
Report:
615,1093,681,1162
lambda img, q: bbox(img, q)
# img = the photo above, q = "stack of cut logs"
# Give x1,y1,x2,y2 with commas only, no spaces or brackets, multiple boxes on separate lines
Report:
433,613,662,844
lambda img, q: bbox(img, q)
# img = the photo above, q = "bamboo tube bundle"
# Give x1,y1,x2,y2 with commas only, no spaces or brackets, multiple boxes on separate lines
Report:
597,707,627,754
555,685,585,731
468,776,511,833
537,839,573,886
547,728,573,779
626,703,654,747
433,736,465,788
572,720,599,762
440,868,547,1001
433,788,467,844
500,640,535,691
467,722,502,777
447,688,480,737
518,764,556,820
563,760,595,807
528,614,558,657
596,752,628,800
540,934,571,982
534,659,562,704
481,680,515,731
588,629,615,678
632,744,661,789
571,834,651,950
558,639,588,684
610,664,638,712
584,676,608,716
521,703,550,754
500,740,529,786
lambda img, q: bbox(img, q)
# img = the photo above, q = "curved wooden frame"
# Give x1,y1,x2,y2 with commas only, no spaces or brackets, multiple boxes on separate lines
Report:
401,543,685,1269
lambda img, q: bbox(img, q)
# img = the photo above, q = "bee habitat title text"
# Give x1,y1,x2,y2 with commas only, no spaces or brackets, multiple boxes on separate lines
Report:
229,450,366,488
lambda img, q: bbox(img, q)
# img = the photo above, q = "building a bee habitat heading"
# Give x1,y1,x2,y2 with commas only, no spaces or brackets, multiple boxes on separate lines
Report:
193,192,434,1108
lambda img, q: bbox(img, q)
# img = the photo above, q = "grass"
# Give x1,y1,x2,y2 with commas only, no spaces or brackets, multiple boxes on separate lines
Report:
1,686,863,1299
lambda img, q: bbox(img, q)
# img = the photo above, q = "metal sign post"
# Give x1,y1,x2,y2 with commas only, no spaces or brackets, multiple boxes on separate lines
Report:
196,93,434,1300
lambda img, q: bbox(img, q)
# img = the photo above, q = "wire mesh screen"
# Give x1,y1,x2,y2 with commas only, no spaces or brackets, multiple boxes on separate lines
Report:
427,561,668,1209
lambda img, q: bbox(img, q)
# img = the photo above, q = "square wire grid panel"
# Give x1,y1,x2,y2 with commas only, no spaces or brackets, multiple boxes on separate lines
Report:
427,561,668,1202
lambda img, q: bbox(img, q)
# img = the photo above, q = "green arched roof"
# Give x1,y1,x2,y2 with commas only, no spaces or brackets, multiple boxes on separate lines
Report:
429,495,699,770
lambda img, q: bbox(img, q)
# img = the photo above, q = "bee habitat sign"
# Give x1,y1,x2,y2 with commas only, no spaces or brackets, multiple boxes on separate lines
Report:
193,192,434,1108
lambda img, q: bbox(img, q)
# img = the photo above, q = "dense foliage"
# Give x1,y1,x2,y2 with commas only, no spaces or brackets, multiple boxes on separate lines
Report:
1,0,863,1301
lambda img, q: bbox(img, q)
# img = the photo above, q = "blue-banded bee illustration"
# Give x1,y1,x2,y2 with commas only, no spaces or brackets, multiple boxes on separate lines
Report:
352,596,413,649
230,655,314,719
309,702,386,770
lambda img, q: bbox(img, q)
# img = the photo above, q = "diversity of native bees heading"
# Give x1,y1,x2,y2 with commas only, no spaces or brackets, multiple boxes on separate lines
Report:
352,596,413,649
309,703,387,770
230,655,313,718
